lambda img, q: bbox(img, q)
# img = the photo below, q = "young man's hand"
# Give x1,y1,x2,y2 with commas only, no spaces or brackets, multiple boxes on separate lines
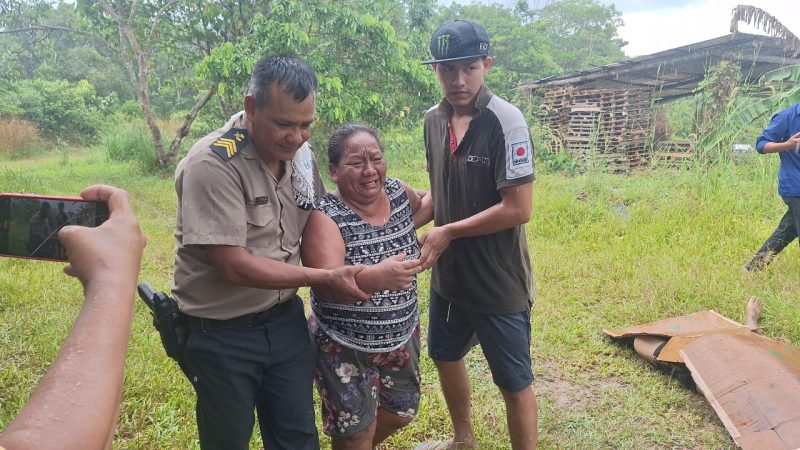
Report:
419,226,453,270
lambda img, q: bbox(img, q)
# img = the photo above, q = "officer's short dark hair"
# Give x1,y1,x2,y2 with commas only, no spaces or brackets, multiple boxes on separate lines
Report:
327,123,382,166
248,56,317,109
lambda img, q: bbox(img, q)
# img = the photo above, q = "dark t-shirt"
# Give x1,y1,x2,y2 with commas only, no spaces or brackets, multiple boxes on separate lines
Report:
423,86,535,314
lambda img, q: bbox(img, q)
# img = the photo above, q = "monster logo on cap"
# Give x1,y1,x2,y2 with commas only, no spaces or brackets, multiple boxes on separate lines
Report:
423,20,491,65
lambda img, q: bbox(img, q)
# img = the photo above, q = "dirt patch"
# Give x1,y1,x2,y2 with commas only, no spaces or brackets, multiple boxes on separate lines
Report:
535,359,628,410
536,374,596,410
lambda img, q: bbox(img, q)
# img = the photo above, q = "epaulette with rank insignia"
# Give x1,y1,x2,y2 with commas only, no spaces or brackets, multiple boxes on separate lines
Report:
210,128,248,161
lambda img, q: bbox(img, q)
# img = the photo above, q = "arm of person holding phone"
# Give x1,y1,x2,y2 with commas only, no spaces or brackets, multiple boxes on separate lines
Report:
0,185,146,450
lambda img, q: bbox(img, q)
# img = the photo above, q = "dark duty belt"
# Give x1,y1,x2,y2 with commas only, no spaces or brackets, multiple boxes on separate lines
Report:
187,298,294,331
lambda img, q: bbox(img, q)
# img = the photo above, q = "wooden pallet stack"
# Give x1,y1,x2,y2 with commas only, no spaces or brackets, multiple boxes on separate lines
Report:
536,87,654,172
653,140,695,166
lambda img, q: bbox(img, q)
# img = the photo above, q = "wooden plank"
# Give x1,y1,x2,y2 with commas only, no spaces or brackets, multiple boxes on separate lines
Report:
681,333,800,450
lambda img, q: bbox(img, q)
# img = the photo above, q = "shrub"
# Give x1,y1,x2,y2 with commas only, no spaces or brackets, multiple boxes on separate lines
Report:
381,126,425,170
538,150,579,175
10,78,105,143
0,118,41,158
119,100,142,117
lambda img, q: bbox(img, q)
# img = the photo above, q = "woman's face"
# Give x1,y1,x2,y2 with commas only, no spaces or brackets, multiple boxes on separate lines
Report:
330,131,387,206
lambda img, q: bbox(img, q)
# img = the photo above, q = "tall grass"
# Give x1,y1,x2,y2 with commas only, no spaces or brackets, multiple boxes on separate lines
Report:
102,119,158,172
1,146,796,449
0,118,40,158
102,116,190,175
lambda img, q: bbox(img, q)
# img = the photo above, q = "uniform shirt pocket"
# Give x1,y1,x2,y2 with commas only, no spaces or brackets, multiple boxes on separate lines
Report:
246,204,277,248
246,204,272,226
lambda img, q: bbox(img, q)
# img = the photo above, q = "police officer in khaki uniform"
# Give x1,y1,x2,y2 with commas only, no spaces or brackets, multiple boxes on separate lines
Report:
172,56,369,450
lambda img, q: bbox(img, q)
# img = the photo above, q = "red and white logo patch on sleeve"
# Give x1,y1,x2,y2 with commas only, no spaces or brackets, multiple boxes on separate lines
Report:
507,139,533,179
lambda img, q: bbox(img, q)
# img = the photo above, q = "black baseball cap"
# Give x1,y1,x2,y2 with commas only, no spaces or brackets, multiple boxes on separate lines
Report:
422,20,491,65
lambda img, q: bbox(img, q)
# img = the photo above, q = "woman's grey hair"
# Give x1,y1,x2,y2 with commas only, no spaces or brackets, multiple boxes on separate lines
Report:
327,123,383,166
248,56,317,108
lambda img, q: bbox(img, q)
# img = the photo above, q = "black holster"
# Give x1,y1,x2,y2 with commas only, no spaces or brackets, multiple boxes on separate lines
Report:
137,282,187,360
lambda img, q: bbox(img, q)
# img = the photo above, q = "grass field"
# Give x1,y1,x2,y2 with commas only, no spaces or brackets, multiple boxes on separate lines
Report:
1,145,798,449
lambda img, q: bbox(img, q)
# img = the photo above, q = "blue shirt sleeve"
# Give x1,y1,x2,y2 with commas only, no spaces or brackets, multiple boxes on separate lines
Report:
756,107,792,153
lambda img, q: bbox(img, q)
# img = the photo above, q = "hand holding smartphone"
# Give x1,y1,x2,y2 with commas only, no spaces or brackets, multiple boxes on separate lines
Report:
0,193,109,261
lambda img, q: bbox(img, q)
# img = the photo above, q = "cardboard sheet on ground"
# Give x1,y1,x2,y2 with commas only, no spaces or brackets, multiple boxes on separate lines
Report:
604,310,800,450
602,310,750,363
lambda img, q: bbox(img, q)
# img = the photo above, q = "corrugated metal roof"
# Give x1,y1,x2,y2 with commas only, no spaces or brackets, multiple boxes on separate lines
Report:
520,33,799,102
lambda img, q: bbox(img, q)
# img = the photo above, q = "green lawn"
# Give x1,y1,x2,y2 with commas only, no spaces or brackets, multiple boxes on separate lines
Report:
1,147,797,449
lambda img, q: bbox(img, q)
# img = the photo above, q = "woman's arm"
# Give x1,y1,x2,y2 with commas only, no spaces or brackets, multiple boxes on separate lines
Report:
402,182,433,229
300,211,346,271
301,210,419,300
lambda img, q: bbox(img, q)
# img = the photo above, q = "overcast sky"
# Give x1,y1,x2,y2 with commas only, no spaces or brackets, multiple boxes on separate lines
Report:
442,1,800,58
606,0,800,56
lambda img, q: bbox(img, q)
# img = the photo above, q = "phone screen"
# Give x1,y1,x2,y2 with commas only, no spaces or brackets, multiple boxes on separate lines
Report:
0,194,109,261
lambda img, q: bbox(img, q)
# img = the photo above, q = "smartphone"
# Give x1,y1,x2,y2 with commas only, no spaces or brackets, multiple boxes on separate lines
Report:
0,193,109,261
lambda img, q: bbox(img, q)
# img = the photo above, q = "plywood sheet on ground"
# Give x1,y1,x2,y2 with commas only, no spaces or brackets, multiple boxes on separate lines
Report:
681,333,800,450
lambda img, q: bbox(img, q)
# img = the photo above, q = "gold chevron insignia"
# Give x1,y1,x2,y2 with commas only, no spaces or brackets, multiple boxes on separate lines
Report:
209,127,247,161
214,138,237,157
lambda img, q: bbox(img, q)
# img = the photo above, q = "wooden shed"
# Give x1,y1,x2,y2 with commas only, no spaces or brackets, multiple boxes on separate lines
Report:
521,32,799,171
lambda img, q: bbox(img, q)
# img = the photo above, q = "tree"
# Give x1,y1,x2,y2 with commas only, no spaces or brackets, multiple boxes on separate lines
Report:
531,0,627,73
435,0,627,98
436,3,561,99
698,6,800,154
0,0,62,81
695,61,742,137
76,0,438,166
4,0,633,168
198,0,438,142
0,3,118,140
153,1,271,116
4,0,438,167
1,2,124,96
75,0,223,168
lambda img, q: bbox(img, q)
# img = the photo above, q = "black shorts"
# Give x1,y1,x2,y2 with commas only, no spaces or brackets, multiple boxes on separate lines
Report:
427,289,534,393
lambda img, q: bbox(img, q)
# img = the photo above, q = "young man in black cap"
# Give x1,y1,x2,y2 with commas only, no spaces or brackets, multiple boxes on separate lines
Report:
417,19,537,450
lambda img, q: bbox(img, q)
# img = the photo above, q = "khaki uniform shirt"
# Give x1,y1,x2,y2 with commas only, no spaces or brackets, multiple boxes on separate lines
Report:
423,86,535,314
171,113,325,319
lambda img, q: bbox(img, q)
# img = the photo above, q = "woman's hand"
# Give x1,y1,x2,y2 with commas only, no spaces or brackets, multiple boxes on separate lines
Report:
356,251,421,293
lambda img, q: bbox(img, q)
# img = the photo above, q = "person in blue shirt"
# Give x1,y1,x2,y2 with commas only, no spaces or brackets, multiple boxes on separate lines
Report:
745,103,800,271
